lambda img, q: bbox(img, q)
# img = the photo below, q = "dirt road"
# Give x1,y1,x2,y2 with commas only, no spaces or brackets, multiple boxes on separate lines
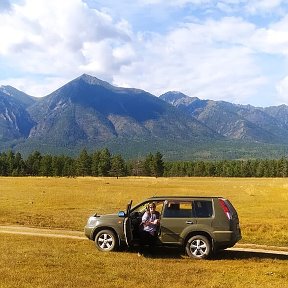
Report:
0,225,86,240
1,225,287,256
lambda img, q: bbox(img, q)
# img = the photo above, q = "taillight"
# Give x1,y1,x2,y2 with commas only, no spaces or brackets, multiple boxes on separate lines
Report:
219,198,232,220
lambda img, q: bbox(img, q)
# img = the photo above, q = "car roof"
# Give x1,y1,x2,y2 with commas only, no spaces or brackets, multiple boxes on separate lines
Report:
147,196,223,201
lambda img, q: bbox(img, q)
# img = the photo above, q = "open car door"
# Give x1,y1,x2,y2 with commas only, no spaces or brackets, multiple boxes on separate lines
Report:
123,200,133,247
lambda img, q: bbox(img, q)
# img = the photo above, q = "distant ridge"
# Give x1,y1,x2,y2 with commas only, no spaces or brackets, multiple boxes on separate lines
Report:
1,74,288,160
160,91,288,143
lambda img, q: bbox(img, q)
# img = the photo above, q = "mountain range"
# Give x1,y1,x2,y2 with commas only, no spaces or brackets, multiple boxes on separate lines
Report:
1,74,288,160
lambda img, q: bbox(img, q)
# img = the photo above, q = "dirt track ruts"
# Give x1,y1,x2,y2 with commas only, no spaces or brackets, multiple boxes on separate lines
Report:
0,225,287,256
0,225,86,240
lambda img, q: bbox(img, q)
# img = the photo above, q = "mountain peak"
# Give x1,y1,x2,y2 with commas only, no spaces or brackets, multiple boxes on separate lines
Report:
160,91,187,101
0,85,37,108
73,74,149,96
0,85,19,96
160,91,198,106
77,74,114,89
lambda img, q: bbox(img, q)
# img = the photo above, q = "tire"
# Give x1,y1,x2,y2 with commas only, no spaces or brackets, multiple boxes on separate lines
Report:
95,229,118,252
185,235,211,259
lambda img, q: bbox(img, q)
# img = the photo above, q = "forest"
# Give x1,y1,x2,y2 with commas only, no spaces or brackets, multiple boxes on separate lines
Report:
1,148,288,177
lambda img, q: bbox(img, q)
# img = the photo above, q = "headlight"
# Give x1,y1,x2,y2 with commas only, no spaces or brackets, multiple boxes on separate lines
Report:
87,216,99,227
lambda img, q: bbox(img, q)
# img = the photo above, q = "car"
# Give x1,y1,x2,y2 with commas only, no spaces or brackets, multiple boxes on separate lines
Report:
84,196,241,259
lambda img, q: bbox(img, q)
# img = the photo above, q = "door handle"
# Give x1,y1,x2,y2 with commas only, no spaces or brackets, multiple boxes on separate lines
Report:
186,221,193,224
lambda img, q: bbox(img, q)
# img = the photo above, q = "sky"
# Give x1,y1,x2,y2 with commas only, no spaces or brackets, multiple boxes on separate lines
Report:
1,0,288,107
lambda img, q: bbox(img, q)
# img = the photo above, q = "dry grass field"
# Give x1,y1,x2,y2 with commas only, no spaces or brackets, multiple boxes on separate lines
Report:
0,176,287,287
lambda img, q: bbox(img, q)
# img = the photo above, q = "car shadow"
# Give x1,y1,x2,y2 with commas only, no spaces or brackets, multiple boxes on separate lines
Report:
214,249,288,261
125,246,288,260
126,246,184,259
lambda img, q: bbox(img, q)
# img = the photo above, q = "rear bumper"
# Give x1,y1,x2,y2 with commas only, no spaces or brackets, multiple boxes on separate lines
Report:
213,230,242,249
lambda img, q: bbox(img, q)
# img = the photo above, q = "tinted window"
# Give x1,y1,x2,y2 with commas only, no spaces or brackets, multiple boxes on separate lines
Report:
163,201,193,218
194,200,213,218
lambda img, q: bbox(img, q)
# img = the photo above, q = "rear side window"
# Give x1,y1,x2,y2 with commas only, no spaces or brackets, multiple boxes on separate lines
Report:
193,200,213,218
163,201,193,218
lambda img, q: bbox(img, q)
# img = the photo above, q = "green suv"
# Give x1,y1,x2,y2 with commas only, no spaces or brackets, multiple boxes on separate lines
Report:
84,196,241,259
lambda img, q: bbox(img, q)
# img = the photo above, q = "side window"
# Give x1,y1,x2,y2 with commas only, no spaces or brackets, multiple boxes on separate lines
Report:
163,201,193,218
131,201,164,216
193,200,213,218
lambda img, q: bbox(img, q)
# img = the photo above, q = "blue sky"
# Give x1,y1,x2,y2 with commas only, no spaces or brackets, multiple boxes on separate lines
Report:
1,0,288,107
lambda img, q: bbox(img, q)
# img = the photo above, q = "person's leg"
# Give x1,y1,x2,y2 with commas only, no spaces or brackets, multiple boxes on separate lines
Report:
136,230,148,255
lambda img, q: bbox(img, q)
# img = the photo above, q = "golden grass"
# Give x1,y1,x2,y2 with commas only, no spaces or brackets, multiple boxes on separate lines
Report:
0,233,287,288
0,176,287,246
0,177,288,287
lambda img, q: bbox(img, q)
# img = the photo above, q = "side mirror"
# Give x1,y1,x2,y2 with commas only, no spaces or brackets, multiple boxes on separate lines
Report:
118,211,126,217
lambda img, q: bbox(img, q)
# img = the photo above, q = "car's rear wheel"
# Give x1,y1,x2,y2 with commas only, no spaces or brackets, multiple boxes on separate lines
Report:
95,229,118,252
185,235,211,259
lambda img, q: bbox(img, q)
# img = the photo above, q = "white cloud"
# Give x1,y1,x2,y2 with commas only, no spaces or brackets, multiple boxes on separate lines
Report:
276,76,288,104
114,17,266,104
1,0,288,105
113,12,288,106
79,41,132,82
0,76,69,97
0,0,134,95
244,0,285,14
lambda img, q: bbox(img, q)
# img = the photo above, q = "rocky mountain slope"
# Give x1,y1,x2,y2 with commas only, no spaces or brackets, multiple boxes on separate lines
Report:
2,75,288,159
0,89,35,141
26,74,217,147
160,91,288,143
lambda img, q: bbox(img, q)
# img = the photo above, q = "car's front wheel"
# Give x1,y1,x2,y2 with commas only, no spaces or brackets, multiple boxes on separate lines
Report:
95,229,118,252
185,235,211,259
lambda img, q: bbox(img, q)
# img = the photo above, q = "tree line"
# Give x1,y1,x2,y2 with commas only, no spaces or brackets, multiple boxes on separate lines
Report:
0,149,164,177
1,148,288,177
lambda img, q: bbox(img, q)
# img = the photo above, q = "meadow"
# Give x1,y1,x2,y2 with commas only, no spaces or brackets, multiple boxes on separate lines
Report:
0,177,287,287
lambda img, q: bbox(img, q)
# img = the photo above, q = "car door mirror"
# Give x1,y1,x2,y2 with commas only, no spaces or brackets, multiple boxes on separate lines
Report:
118,211,126,217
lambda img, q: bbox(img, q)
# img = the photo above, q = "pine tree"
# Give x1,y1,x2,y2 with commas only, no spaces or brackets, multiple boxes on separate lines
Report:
0,152,8,176
98,148,111,176
39,155,53,176
153,151,164,177
91,151,100,176
13,152,26,176
144,153,153,176
76,148,91,176
62,156,76,177
110,155,126,178
26,151,42,176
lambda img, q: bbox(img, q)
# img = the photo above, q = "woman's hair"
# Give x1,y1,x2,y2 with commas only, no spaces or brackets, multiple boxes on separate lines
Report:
148,202,156,208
